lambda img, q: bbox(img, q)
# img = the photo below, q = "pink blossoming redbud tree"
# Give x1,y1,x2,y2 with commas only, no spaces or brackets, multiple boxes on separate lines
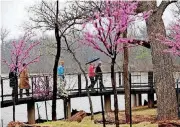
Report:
33,75,53,99
82,1,151,126
2,40,42,98
3,40,40,74
160,21,180,56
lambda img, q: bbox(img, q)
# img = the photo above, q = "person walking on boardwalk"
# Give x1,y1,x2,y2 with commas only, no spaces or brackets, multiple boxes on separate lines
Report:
57,60,68,97
9,67,17,97
19,63,30,98
88,63,95,91
95,61,106,91
58,60,65,80
88,61,106,91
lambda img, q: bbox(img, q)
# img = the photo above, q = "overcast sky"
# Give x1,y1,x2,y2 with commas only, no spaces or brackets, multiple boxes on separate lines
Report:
0,0,178,40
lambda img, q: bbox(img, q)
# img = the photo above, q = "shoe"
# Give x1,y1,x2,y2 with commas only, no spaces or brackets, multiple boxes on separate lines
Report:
91,88,96,92
100,86,106,92
102,88,106,92
88,85,92,89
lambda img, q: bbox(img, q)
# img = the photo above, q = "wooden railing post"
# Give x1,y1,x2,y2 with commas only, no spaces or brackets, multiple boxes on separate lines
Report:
78,74,81,96
1,78,3,102
148,71,153,88
15,75,18,103
35,76,37,89
119,72,121,87
45,76,49,95
63,98,71,119
148,71,154,108
31,77,34,97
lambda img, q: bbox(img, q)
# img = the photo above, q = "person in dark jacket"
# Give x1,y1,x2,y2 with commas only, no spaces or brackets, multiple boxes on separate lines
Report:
89,61,106,91
9,67,17,96
9,69,16,87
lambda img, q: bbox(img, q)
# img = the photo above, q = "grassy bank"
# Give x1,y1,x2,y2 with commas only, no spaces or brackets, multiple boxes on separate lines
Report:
37,106,158,127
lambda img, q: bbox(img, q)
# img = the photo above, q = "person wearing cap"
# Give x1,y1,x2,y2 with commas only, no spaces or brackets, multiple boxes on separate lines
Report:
58,60,65,80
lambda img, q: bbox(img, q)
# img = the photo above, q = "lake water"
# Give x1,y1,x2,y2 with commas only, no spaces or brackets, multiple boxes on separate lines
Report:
1,72,179,126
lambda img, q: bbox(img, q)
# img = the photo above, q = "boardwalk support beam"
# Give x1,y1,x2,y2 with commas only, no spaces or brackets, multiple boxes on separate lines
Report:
104,94,111,112
27,101,35,124
137,94,142,106
64,98,71,119
78,74,81,96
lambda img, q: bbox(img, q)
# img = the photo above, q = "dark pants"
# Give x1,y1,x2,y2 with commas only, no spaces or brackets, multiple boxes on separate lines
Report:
11,86,18,102
88,77,95,88
89,75,105,89
20,89,29,98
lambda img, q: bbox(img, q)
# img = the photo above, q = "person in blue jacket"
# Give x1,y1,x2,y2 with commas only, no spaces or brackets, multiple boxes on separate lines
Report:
57,60,68,97
58,60,64,80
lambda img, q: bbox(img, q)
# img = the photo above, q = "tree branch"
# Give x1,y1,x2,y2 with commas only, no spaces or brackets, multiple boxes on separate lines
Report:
159,0,177,13
129,39,150,49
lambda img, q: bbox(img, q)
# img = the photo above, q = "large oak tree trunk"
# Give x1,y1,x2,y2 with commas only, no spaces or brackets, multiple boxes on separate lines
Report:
146,2,178,120
111,58,119,127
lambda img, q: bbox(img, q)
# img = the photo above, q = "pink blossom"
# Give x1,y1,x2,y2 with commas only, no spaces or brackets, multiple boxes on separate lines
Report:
2,40,40,75
159,21,180,56
82,0,150,57
143,10,153,20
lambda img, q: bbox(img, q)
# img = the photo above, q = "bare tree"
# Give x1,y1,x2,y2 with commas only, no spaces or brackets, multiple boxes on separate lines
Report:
173,1,180,20
1,27,9,44
27,0,103,120
62,30,95,119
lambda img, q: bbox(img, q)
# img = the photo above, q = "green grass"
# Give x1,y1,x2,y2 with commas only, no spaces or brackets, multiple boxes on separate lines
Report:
36,106,158,127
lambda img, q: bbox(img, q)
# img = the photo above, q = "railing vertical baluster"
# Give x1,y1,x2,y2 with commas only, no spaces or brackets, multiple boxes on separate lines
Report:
1,78,3,102
119,72,121,87
140,72,142,86
31,77,34,97
46,76,49,95
114,72,116,88
35,76,37,89
148,71,153,88
78,74,81,96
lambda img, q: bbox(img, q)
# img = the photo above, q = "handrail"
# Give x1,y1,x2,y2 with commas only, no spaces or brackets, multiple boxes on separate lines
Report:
1,71,180,104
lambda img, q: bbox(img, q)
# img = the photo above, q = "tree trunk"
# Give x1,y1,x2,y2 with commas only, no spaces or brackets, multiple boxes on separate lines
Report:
146,2,178,120
63,36,94,120
123,42,130,123
52,0,61,121
71,53,94,120
111,58,119,127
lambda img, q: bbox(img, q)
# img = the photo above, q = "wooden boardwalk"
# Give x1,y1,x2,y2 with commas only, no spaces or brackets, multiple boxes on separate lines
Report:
1,87,155,107
1,71,179,108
